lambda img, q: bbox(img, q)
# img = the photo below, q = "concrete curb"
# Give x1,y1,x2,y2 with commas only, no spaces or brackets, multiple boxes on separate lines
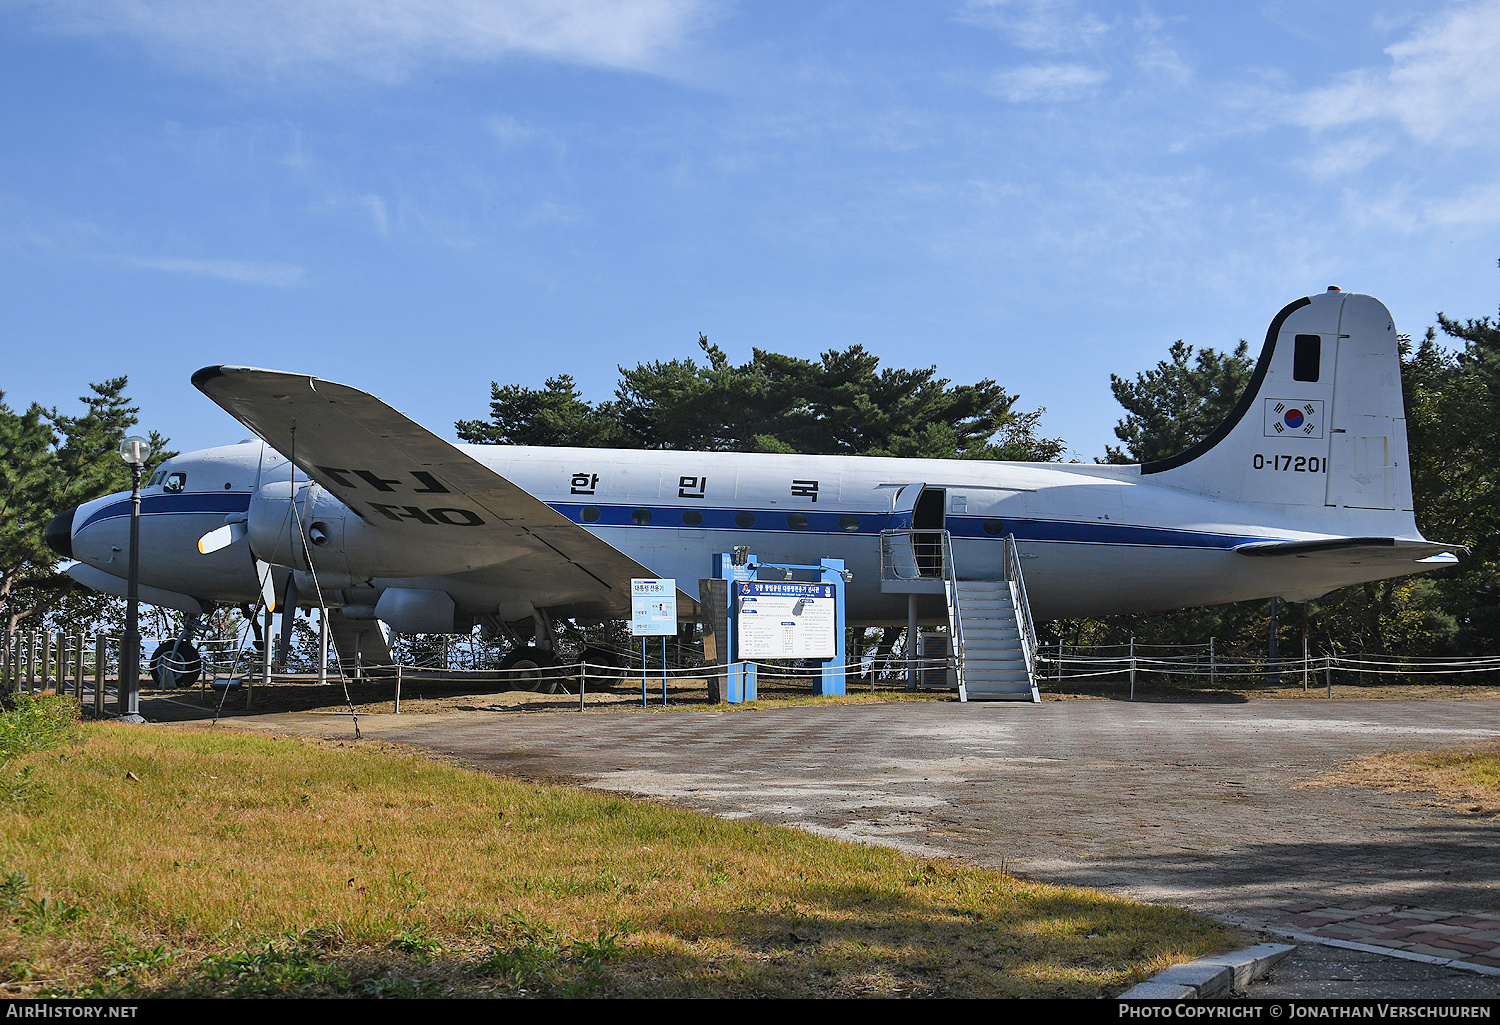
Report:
1211,915,1500,978
1119,943,1297,999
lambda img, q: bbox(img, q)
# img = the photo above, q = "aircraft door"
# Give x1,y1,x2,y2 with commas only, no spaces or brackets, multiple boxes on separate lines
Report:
890,484,922,529
912,487,946,577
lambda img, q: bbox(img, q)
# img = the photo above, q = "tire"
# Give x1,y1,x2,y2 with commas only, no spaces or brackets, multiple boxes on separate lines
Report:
149,640,202,687
579,646,627,689
498,646,560,694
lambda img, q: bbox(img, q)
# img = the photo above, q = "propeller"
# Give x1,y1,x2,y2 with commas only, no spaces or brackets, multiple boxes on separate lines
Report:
276,573,299,665
197,520,248,554
257,560,277,613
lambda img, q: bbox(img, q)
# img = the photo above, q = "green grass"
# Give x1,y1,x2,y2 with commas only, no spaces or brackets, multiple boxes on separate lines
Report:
0,721,1238,998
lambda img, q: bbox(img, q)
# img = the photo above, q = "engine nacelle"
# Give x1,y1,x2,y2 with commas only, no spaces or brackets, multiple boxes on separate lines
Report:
374,587,464,633
247,480,488,579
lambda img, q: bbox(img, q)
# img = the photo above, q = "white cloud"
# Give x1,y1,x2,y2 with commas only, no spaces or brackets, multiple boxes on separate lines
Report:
487,114,541,145
988,62,1107,103
1423,179,1500,228
1299,136,1394,179
1291,0,1500,146
129,256,306,287
960,0,1109,53
17,0,708,80
352,194,389,236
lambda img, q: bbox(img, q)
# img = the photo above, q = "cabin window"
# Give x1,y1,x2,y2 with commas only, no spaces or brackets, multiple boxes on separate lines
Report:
735,511,756,529
163,472,186,494
581,506,600,522
1293,334,1321,382
681,510,703,527
983,518,1005,536
840,515,860,532
632,508,652,525
787,513,808,529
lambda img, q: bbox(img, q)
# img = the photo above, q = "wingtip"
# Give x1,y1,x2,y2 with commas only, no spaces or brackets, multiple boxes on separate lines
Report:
191,365,228,391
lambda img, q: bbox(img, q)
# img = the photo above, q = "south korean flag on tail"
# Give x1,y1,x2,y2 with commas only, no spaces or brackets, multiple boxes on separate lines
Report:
1263,398,1324,439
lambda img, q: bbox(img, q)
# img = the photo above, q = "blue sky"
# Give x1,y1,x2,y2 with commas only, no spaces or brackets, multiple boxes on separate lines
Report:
3,0,1498,461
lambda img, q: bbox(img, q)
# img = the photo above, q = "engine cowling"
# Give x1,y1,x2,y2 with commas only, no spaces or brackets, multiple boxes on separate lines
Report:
246,480,489,580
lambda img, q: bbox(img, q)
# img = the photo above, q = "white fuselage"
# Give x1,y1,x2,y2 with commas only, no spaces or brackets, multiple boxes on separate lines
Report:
65,438,1422,625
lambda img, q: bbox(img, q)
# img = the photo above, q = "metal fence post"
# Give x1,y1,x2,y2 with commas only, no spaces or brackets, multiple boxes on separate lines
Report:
73,633,84,701
1209,637,1216,689
56,632,67,694
95,634,107,717
1129,636,1136,701
318,611,329,686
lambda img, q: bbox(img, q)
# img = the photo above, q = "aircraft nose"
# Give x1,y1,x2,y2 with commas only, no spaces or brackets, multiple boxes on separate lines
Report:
45,507,77,560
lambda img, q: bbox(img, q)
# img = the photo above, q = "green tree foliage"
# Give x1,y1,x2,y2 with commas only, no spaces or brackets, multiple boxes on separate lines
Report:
457,335,1065,461
0,379,172,636
1104,340,1253,464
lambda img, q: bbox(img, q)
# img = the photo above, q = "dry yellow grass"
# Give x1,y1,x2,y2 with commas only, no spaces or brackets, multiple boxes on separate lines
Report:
1305,742,1500,818
0,722,1238,998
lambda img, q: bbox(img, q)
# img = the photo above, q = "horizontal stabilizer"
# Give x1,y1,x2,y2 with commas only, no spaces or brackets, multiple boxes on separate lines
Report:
1235,537,1463,568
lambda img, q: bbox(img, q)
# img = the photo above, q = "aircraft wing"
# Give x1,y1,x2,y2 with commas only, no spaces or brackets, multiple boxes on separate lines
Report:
192,365,680,620
1234,537,1463,568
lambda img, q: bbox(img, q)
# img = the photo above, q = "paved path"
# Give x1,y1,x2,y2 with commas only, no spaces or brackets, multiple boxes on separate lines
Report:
160,695,1500,991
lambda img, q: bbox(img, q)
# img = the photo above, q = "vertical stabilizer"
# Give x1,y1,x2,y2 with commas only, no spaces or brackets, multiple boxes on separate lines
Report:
1142,290,1415,531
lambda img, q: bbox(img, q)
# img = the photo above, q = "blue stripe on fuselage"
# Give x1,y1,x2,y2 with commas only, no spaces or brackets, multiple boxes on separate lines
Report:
548,502,1273,551
80,493,1275,553
78,492,252,531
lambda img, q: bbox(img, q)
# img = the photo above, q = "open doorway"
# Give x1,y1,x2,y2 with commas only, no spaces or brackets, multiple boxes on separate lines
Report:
913,487,945,577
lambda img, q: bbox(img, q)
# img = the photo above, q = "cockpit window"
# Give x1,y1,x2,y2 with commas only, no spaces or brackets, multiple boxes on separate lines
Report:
163,472,187,494
148,469,166,487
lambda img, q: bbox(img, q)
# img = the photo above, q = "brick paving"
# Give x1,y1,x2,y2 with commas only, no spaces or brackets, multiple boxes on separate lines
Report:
1266,904,1500,967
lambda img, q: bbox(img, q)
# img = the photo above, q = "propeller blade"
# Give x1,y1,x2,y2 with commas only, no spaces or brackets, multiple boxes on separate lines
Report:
197,521,247,554
257,560,277,613
277,574,299,666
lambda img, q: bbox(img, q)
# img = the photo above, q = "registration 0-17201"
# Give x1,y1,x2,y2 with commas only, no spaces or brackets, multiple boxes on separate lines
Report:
1253,454,1324,472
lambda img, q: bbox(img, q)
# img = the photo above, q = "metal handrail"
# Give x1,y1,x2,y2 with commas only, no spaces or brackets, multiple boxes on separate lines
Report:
876,528,942,576
939,531,967,698
1002,534,1038,682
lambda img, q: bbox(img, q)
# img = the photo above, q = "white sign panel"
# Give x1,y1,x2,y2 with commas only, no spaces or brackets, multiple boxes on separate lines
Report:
630,578,677,636
735,581,837,659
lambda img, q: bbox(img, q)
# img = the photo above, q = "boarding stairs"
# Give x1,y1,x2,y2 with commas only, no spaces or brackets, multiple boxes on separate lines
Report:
880,529,1040,703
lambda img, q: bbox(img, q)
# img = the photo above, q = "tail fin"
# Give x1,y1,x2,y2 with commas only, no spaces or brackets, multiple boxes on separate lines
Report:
1143,289,1416,532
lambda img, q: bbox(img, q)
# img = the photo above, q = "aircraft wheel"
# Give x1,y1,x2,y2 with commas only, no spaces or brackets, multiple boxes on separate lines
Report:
579,646,627,689
149,640,202,688
498,647,559,694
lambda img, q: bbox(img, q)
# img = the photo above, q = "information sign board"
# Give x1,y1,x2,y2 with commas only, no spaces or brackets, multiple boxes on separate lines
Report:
630,579,677,636
734,581,837,659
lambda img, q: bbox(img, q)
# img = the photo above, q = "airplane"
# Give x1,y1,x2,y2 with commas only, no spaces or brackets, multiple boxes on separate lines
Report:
45,288,1460,683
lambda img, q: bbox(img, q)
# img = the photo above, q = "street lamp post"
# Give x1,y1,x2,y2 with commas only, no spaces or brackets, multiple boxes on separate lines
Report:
118,435,149,723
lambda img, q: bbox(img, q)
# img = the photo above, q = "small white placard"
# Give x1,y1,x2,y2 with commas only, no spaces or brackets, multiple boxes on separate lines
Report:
630,578,677,636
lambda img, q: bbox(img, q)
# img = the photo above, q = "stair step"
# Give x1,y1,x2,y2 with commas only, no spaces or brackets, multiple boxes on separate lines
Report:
949,572,1038,703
